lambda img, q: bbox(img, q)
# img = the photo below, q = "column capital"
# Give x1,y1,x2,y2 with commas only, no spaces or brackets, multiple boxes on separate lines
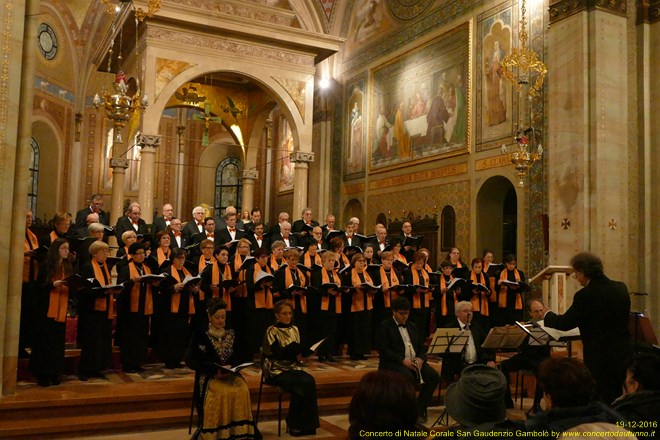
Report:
637,0,660,25
137,133,162,149
549,0,626,25
109,157,129,169
242,169,259,180
290,151,315,163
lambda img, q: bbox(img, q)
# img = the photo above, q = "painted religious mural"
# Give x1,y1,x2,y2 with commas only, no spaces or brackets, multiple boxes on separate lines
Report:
344,75,367,180
476,2,515,151
344,0,398,59
277,116,295,193
369,22,470,172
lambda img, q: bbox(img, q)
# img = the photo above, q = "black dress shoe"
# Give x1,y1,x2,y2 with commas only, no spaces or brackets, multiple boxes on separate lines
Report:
50,375,61,385
78,374,89,382
37,376,51,387
325,356,337,363
124,368,137,373
318,355,327,362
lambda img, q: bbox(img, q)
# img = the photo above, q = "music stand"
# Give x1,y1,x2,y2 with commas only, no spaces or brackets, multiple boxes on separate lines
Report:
428,328,470,428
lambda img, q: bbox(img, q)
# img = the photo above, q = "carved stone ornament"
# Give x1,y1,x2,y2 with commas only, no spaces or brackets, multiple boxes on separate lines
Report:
109,157,130,169
242,169,259,180
290,151,315,163
272,77,306,122
147,28,314,68
638,0,660,24
549,0,627,24
137,134,162,149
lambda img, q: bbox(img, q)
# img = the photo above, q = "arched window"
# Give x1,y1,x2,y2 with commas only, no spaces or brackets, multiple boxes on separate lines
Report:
214,157,242,216
28,137,39,213
440,205,456,252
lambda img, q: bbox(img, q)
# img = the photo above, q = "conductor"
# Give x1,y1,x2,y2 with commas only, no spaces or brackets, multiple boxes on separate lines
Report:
374,296,440,424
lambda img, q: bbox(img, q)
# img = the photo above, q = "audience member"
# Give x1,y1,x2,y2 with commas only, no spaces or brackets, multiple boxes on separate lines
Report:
611,353,660,427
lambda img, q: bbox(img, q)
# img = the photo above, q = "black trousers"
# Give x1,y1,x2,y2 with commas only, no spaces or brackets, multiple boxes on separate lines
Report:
500,353,543,406
383,362,440,416
268,370,320,431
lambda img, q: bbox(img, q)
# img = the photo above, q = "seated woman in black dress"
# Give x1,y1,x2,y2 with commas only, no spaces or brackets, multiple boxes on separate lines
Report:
185,297,260,440
261,300,320,437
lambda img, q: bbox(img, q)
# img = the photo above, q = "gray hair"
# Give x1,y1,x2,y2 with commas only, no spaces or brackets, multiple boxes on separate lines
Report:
455,301,473,316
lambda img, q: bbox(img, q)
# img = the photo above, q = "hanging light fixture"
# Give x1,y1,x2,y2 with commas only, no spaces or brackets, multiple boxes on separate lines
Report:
500,0,547,187
100,0,162,22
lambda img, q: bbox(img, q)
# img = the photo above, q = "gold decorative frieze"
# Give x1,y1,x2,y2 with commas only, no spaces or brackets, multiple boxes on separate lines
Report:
180,0,300,28
475,155,515,171
147,28,314,68
369,163,468,190
343,182,365,195
549,0,627,24
272,77,306,122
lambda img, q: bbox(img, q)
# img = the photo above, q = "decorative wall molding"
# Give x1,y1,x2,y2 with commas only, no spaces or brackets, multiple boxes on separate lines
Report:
137,133,162,149
385,0,435,21
290,151,315,163
549,0,627,25
176,0,299,28
369,163,468,190
147,27,315,68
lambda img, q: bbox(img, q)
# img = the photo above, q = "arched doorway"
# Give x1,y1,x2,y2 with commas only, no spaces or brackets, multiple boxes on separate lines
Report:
476,176,518,260
342,199,364,227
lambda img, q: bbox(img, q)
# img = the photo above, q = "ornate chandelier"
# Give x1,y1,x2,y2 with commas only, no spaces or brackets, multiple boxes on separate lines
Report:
500,0,547,187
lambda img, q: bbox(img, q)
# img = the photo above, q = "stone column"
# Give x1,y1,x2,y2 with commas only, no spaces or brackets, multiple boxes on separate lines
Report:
108,157,129,249
290,151,315,218
68,112,83,213
547,1,629,273
241,169,259,213
136,134,161,224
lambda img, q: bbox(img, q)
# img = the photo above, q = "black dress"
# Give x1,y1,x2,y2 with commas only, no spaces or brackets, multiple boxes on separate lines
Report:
116,261,152,371
262,323,320,433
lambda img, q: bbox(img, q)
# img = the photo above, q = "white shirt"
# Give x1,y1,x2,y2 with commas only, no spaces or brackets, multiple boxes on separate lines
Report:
394,317,417,360
460,321,477,364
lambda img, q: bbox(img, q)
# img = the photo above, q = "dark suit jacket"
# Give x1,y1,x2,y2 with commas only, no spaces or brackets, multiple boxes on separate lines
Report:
216,227,246,247
182,221,204,242
341,234,361,249
291,219,319,234
75,207,110,229
115,216,148,247
269,233,298,248
375,316,428,371
249,235,270,254
544,273,631,402
439,317,493,381
168,231,187,249
151,216,170,235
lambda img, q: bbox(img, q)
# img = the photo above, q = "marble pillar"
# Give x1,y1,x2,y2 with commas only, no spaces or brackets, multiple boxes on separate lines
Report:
109,157,129,249
290,151,315,219
241,169,259,213
547,1,629,274
1,0,34,396
136,134,162,224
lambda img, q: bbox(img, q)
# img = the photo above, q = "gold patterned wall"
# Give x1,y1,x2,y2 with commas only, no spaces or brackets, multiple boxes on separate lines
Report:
368,179,471,257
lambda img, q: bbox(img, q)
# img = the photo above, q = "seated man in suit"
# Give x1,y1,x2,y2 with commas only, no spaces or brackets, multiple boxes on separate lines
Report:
499,299,550,413
375,296,440,424
440,301,495,383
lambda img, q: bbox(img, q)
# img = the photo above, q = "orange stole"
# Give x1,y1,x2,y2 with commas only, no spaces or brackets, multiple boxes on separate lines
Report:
92,260,115,319
233,254,247,298
47,267,69,323
23,229,39,282
197,256,217,301
49,230,59,243
396,254,408,265
253,264,274,309
169,267,196,314
439,275,455,316
338,253,350,267
128,262,153,315
284,266,307,313
350,270,374,312
303,252,322,268
410,269,431,309
269,256,283,272
379,267,400,308
321,269,341,313
469,271,489,316
157,248,170,265
484,263,498,303
499,268,523,310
